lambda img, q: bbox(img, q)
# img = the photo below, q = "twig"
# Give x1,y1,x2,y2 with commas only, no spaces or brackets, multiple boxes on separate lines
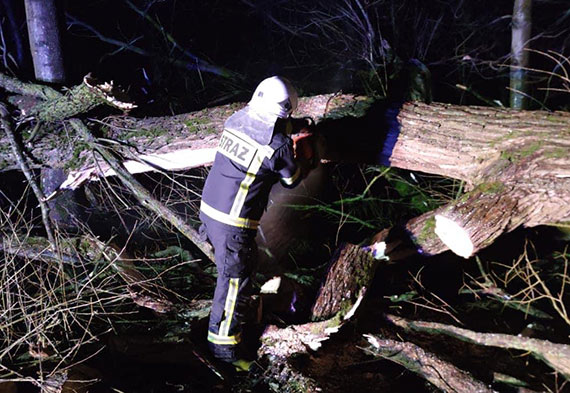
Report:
0,103,56,248
124,0,237,79
66,14,236,79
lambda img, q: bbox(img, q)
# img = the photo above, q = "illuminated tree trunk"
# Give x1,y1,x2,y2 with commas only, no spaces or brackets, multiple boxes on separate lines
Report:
298,101,569,323
0,75,568,257
510,0,532,109
24,0,70,234
24,0,65,83
374,102,569,257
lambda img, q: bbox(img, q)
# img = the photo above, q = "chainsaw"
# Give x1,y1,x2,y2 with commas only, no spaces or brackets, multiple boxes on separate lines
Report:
290,117,321,169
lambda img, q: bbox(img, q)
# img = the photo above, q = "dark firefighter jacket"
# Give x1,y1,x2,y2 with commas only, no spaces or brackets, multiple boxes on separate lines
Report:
200,118,301,230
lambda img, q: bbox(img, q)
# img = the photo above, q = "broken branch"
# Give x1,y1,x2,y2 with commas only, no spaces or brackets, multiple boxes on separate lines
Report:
385,314,570,379
364,335,495,393
0,103,56,248
24,74,136,123
69,118,214,263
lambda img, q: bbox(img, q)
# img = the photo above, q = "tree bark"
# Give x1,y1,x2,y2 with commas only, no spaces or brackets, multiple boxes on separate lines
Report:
311,243,378,321
24,0,65,83
25,75,136,123
0,103,56,248
511,0,532,109
371,102,569,257
385,314,570,379
364,335,495,393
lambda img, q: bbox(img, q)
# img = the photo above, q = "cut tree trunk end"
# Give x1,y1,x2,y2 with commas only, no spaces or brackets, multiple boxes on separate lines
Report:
258,318,348,393
311,243,386,321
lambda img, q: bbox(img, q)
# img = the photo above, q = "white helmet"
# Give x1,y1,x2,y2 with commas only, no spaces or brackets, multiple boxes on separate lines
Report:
248,76,298,118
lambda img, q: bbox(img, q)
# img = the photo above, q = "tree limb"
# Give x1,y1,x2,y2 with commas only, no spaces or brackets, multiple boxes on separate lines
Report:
68,118,215,263
364,335,495,393
385,313,570,379
0,72,61,100
0,103,56,248
24,74,136,123
66,14,237,78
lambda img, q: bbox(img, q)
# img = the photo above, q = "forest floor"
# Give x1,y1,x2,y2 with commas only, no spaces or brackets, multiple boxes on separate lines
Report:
1,165,568,393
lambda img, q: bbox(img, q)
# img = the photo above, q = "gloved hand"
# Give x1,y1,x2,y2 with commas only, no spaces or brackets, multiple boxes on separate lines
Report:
291,132,315,162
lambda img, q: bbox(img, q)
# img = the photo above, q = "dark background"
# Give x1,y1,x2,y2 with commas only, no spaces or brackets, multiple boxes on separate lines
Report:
1,0,569,114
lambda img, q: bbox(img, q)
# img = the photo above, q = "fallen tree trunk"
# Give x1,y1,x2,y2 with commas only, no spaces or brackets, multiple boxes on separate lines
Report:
68,101,570,259
394,103,569,253
363,334,495,393
327,101,570,257
385,313,570,379
1,74,568,259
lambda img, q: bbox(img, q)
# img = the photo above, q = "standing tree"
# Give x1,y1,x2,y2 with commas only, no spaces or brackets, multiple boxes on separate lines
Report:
510,0,532,109
24,0,80,233
24,0,65,83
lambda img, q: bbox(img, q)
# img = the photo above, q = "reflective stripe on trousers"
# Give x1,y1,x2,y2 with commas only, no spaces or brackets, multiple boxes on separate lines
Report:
199,215,257,360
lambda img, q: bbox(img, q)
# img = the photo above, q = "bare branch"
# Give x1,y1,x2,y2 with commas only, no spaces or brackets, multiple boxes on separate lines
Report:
0,103,56,248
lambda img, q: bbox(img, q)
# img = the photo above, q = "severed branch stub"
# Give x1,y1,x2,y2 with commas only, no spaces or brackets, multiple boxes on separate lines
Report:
364,335,496,393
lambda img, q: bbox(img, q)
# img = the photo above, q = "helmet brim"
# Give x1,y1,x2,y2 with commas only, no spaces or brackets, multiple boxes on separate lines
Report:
224,106,279,145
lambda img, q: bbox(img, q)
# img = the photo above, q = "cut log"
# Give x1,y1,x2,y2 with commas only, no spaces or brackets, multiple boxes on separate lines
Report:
338,101,570,257
397,183,520,258
385,313,570,379
258,319,344,393
311,243,385,321
364,335,495,393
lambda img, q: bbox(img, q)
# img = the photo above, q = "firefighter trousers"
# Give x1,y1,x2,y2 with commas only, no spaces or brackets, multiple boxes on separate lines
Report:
199,214,258,362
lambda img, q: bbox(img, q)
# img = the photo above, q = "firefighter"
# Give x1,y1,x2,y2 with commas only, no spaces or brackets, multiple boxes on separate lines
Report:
199,76,312,371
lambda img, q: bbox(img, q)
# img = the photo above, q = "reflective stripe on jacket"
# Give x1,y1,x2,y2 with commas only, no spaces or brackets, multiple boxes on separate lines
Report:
200,118,300,229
